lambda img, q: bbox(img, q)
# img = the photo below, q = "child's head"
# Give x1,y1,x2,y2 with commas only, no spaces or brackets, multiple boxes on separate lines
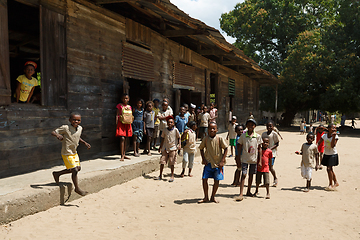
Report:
188,121,197,131
235,124,244,136
210,103,214,109
183,103,188,111
266,121,274,132
146,101,153,111
24,61,37,79
246,118,257,132
189,103,196,113
69,112,81,128
136,99,144,109
306,133,315,144
231,116,237,124
203,106,208,113
121,93,129,104
200,103,205,110
208,122,218,137
166,116,175,128
318,124,325,132
328,123,336,133
179,106,186,116
162,101,168,111
153,98,160,108
262,137,269,149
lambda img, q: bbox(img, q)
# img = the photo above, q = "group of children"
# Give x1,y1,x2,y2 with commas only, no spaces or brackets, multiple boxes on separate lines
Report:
50,102,340,202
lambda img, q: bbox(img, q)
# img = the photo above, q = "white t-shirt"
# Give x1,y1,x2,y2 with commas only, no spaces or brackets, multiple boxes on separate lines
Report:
322,134,339,155
261,131,279,157
228,123,237,139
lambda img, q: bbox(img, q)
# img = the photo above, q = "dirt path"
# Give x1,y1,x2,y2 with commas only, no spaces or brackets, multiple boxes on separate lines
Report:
1,127,360,240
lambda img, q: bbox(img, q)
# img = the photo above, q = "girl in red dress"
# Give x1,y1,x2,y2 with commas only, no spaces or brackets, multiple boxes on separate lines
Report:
116,93,133,161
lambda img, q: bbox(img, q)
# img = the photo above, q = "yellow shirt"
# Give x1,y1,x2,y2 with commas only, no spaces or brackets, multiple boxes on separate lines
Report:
199,135,228,168
17,75,38,102
153,107,160,125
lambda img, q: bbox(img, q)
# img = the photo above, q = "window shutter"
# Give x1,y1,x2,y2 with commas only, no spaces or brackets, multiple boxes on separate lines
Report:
228,78,235,96
173,62,195,90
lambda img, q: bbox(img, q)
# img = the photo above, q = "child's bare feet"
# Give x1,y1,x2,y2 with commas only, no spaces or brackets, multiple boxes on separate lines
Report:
303,188,309,192
266,193,270,199
75,188,88,196
210,198,219,203
52,172,60,185
246,192,254,197
120,157,124,161
273,179,278,187
334,182,339,187
188,174,193,177
235,195,244,201
147,152,152,156
124,156,131,160
325,186,336,191
198,198,209,204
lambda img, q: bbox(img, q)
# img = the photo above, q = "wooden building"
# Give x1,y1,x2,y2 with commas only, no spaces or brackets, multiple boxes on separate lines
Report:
0,0,278,177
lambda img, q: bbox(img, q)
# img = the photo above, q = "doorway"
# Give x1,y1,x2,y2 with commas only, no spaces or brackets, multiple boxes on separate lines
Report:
8,0,41,103
128,78,151,108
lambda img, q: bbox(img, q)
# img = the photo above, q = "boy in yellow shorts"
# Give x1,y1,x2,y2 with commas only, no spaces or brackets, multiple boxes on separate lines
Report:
51,112,91,196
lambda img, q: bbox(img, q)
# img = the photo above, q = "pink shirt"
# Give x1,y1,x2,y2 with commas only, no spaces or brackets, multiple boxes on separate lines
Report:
209,108,218,122
116,103,132,116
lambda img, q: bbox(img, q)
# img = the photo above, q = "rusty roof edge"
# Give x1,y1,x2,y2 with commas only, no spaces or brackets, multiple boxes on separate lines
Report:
148,0,278,83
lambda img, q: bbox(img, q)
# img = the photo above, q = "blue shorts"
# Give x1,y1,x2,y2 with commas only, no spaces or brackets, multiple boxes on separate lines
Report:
241,163,257,175
271,157,275,166
202,163,224,181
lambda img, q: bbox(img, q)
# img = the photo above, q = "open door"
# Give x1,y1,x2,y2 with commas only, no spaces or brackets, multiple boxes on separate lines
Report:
0,0,11,105
40,5,66,106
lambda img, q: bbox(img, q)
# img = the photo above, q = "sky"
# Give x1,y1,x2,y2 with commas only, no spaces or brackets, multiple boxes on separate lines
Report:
170,0,243,44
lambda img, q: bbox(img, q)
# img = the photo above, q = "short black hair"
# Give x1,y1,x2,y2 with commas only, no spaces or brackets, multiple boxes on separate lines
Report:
235,124,243,131
188,121,196,128
307,132,315,138
70,112,81,118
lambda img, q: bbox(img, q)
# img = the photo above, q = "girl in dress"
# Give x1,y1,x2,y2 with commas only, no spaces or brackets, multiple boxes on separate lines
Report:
132,99,144,157
116,93,133,161
317,123,339,191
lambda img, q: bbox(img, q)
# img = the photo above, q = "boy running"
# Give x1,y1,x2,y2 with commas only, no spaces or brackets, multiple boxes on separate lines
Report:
198,122,228,203
52,112,91,196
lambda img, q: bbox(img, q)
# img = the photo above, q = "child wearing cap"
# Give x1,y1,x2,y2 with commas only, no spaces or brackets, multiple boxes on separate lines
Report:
158,116,181,182
235,118,262,201
226,116,238,157
16,61,38,103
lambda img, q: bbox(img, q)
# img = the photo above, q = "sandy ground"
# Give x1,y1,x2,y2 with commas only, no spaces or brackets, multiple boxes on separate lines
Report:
1,125,360,240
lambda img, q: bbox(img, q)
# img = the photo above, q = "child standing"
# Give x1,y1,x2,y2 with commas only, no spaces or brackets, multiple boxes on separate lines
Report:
158,116,181,182
175,106,188,135
209,103,218,123
143,101,155,156
226,116,238,157
317,124,340,191
198,122,228,203
152,99,161,150
236,119,262,201
255,137,272,199
295,133,319,192
300,120,305,135
180,121,197,177
231,124,244,186
198,106,210,140
315,124,325,170
16,61,38,103
132,99,144,157
52,113,91,196
261,121,280,187
116,93,133,161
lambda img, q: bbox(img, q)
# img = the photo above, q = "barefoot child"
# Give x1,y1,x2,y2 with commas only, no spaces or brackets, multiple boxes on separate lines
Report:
255,137,272,199
231,124,244,186
143,101,155,156
180,121,197,177
158,116,181,182
52,113,91,196
295,133,319,192
317,123,340,191
261,121,280,187
226,116,238,157
198,122,228,203
315,124,325,170
16,61,39,103
152,99,160,150
116,93,133,161
236,118,262,201
132,99,144,157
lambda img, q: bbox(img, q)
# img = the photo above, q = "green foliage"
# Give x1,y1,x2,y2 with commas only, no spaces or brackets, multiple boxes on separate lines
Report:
221,0,360,124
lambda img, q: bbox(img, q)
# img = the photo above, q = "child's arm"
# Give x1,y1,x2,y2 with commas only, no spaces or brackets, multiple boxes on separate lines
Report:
16,82,21,103
79,138,91,149
158,138,164,153
257,144,262,163
331,133,338,148
143,118,146,135
226,132,229,140
116,109,120,124
51,130,63,141
181,130,188,141
27,87,36,103
200,149,207,165
315,152,319,171
219,147,228,167
270,141,279,150
237,143,243,158
177,136,181,150
317,138,324,146
257,150,262,168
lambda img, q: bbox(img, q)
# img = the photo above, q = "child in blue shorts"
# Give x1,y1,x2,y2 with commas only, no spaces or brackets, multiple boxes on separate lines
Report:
198,122,228,203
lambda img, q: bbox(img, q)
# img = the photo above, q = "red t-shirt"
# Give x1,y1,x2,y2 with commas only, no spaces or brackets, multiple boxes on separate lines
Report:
316,131,325,153
258,148,273,172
